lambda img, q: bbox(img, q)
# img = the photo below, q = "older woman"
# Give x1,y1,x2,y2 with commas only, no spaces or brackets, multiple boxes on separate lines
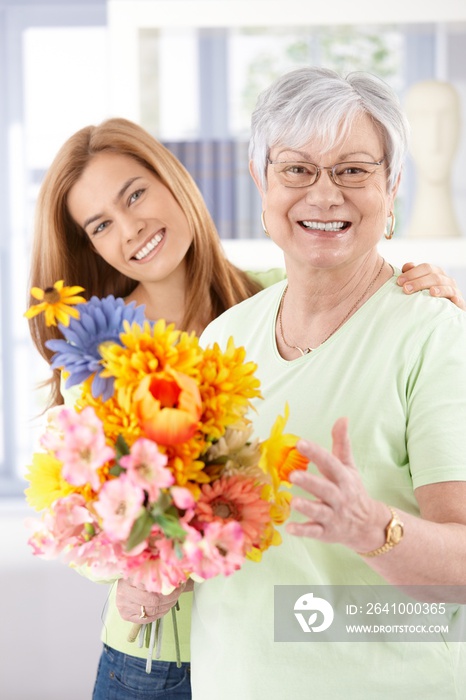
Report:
192,67,466,699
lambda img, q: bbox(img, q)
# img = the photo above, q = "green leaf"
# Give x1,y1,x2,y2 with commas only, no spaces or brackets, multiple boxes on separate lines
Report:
153,513,187,541
150,491,172,517
83,522,95,541
109,464,125,476
205,455,229,466
144,623,151,648
173,541,184,560
126,510,155,551
115,434,131,459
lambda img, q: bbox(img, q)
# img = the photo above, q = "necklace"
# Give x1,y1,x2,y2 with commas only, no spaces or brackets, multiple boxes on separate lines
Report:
278,258,386,356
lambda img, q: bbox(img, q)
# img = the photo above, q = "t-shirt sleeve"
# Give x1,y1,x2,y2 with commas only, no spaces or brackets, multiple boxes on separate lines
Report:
406,312,466,489
60,374,81,407
246,268,286,288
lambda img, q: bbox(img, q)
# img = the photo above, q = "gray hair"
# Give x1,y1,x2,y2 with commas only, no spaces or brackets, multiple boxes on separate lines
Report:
249,66,409,192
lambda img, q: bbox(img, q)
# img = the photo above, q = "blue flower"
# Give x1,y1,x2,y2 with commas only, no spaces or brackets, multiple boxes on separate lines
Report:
46,295,146,400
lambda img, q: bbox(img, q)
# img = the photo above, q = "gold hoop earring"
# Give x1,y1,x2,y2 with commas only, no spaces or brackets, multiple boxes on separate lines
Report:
261,211,271,238
385,211,395,240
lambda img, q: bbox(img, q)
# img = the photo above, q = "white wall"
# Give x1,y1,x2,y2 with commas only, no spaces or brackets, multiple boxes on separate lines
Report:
0,501,109,700
222,238,466,296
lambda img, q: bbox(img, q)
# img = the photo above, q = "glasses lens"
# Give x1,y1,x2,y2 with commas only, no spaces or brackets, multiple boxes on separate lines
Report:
273,162,318,187
333,162,379,187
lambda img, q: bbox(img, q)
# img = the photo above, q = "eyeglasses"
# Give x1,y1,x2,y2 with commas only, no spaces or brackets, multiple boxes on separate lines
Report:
267,156,386,189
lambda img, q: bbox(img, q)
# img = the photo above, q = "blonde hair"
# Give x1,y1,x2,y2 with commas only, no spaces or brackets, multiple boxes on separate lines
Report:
28,118,261,405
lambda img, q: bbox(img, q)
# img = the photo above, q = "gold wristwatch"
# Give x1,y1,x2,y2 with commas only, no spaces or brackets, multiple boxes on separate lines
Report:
359,507,404,558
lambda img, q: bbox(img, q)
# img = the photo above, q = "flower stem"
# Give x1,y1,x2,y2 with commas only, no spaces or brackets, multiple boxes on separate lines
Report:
127,623,142,643
171,604,182,668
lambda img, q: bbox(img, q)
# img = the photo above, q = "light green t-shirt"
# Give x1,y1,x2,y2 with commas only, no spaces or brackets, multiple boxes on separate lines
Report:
191,273,466,698
67,268,286,662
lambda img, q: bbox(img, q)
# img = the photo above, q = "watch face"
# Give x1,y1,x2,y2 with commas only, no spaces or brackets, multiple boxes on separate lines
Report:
391,524,403,544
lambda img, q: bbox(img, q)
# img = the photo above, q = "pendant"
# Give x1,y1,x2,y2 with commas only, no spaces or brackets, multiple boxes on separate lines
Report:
295,346,313,356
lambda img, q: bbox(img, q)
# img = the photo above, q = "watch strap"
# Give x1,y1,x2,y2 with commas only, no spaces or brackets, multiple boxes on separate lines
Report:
358,507,403,558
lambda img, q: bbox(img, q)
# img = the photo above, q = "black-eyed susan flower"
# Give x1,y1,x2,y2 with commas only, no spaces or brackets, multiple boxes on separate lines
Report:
24,280,86,327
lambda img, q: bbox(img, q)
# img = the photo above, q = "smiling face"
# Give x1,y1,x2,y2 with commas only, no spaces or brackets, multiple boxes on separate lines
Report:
67,152,194,290
251,113,398,275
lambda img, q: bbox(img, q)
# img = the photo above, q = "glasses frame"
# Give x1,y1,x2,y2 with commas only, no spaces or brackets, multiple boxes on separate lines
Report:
267,156,386,189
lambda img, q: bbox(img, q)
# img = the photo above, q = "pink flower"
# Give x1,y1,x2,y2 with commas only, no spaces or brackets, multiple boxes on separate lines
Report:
26,518,61,559
64,533,124,579
39,406,68,452
120,438,173,501
41,406,114,491
122,528,189,593
50,493,94,538
171,486,195,510
183,520,245,579
94,474,145,542
26,493,94,559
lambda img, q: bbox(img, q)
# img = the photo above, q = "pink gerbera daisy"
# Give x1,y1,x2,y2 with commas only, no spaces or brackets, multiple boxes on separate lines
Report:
195,475,271,548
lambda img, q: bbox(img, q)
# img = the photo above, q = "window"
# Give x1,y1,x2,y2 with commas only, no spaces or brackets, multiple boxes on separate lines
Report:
108,5,466,239
0,2,107,496
138,24,407,237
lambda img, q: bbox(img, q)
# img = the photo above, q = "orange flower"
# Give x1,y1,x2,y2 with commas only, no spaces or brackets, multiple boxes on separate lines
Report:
134,370,202,446
77,378,143,447
99,320,203,412
196,475,271,549
165,451,210,498
259,403,308,486
198,337,262,441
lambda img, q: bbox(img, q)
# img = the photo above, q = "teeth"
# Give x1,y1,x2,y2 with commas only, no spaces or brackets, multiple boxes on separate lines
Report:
302,221,346,231
134,232,164,260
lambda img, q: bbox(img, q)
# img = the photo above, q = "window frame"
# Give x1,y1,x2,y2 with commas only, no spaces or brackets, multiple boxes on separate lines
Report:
0,0,106,498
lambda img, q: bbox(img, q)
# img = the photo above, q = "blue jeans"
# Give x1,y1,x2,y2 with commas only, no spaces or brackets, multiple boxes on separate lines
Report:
92,644,191,700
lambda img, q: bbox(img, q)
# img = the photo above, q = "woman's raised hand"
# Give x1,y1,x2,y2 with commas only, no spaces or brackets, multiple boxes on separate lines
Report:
286,418,387,553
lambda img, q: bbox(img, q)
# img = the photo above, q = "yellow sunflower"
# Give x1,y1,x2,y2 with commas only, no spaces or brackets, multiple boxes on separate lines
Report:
24,452,75,511
24,280,86,327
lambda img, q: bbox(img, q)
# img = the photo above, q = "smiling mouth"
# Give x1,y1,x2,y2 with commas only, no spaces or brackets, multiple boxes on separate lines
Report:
133,231,165,260
301,220,350,232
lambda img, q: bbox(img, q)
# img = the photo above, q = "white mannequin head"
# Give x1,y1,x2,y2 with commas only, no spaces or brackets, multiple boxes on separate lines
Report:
405,80,461,184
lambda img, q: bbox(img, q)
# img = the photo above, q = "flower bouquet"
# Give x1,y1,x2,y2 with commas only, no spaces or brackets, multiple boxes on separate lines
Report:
24,282,307,670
